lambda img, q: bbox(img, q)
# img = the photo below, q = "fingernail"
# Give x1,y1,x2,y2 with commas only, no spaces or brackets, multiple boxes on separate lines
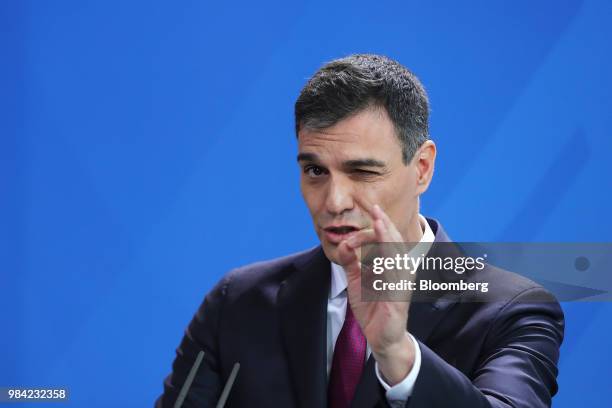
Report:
373,204,382,216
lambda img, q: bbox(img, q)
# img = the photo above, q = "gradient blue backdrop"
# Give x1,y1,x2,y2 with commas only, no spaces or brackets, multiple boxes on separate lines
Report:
2,1,611,406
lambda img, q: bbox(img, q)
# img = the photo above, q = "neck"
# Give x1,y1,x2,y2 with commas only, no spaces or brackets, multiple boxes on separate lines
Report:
402,212,424,243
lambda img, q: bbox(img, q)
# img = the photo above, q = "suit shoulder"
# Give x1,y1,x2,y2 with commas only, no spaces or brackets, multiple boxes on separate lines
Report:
463,263,561,305
215,245,323,300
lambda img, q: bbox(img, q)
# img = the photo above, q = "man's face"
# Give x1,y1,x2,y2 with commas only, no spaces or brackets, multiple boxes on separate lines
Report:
298,107,428,265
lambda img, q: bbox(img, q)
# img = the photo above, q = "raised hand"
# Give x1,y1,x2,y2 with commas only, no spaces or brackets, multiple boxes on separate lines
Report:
336,198,417,385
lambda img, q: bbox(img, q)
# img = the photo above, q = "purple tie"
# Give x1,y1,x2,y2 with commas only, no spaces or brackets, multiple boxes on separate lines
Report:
328,302,367,408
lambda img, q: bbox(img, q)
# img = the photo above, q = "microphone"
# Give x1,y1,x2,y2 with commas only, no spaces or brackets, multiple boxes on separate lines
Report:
172,350,241,408
215,362,240,408
174,351,205,408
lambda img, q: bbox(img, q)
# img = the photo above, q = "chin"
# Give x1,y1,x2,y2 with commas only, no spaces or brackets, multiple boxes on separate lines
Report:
319,242,340,264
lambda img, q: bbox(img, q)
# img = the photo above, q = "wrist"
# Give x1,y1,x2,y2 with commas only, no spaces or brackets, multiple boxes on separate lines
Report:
373,332,416,386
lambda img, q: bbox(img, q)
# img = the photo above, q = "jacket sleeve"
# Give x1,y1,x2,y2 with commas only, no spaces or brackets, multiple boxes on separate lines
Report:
407,287,565,408
155,275,232,408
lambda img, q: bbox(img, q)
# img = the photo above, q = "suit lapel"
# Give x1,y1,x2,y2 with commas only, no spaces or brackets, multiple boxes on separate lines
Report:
350,355,383,408
407,299,453,342
348,303,451,408
278,246,330,408
409,218,462,341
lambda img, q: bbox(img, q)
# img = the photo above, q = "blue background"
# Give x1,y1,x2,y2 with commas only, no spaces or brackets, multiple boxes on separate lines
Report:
2,0,611,406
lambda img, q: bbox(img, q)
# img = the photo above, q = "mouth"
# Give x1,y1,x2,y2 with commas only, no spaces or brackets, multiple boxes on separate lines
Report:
322,225,361,244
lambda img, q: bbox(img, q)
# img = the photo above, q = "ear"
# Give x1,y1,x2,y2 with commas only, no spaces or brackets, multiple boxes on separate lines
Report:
414,140,436,195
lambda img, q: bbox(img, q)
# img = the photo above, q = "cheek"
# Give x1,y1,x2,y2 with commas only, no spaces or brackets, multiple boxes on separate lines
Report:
353,182,386,205
354,176,409,205
377,177,416,220
300,183,323,215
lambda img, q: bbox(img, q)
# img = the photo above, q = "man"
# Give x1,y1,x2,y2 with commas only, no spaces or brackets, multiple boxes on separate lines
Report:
156,54,564,407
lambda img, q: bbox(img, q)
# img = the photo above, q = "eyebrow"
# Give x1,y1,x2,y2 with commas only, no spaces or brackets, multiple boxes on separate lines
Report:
297,153,387,168
343,158,387,168
296,152,319,163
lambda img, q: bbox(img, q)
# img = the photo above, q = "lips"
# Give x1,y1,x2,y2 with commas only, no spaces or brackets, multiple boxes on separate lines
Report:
323,225,361,244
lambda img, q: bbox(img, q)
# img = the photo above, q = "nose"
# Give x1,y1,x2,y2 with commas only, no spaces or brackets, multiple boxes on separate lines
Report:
325,175,354,216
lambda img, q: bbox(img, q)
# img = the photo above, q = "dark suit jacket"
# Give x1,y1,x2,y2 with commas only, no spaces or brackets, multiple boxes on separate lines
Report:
156,218,564,407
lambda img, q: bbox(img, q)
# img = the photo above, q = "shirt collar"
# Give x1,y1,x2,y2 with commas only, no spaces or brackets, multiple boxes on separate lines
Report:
329,214,435,299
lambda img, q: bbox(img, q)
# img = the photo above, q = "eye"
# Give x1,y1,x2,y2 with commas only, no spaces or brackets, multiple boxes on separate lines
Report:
304,165,326,178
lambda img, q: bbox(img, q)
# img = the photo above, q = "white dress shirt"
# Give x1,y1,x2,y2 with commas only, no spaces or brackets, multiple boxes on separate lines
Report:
326,214,435,407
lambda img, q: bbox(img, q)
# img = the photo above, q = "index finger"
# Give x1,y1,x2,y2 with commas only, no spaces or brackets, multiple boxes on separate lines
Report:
353,195,392,231
353,194,379,223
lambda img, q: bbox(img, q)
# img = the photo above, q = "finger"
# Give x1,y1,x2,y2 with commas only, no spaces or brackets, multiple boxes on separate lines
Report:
345,228,376,249
352,194,393,235
352,195,378,223
336,239,359,267
373,204,394,231
372,204,405,242
354,197,403,242
350,195,390,239
373,218,387,241
371,210,402,243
